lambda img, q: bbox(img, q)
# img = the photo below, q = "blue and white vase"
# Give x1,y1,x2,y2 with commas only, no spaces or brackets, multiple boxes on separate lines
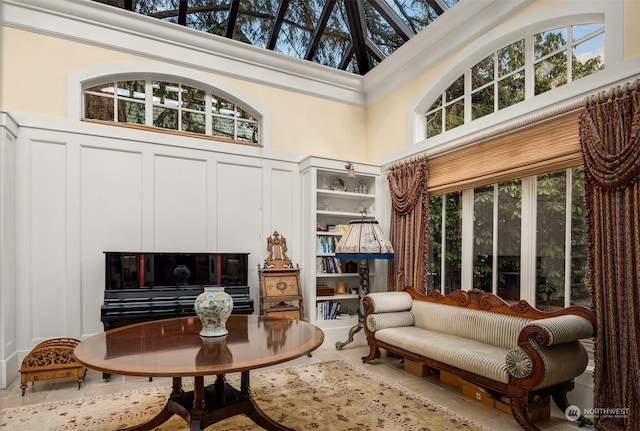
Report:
194,287,233,337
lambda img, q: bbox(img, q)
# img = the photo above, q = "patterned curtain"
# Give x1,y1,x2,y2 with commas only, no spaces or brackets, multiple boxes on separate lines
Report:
579,79,640,431
386,158,429,292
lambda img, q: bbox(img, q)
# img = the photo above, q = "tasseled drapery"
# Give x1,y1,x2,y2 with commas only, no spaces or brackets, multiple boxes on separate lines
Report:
386,157,429,292
580,78,640,431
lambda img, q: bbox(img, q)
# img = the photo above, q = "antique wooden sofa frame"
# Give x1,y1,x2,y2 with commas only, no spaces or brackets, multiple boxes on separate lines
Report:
361,287,596,431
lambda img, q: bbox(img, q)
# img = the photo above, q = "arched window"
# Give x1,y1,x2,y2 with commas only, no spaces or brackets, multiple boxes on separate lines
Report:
424,23,604,139
84,78,260,145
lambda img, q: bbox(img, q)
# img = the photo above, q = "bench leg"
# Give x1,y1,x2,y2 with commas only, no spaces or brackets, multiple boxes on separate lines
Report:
510,396,541,431
361,344,380,363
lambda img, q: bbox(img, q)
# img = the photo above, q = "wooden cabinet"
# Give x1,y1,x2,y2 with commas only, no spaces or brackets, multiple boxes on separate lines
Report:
300,157,386,347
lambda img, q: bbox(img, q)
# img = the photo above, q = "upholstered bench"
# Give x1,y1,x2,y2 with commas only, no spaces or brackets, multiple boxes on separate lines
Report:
19,338,86,396
361,287,596,431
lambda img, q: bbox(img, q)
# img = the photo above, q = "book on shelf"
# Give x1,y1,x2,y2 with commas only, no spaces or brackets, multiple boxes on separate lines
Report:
316,235,339,253
316,256,342,274
316,301,342,320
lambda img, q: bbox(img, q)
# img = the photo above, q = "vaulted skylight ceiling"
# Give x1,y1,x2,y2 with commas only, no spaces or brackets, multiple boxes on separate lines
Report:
91,0,460,75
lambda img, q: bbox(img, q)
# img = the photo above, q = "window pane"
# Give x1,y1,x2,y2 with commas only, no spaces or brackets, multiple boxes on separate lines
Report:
427,97,442,113
572,33,605,81
572,23,604,42
237,120,258,143
181,85,205,111
426,110,442,138
428,195,443,293
237,107,256,121
445,75,464,102
427,193,464,294
213,116,234,139
86,83,115,95
444,192,462,292
212,98,234,115
534,27,567,59
536,171,567,310
473,185,494,292
570,167,590,306
153,106,178,129
182,111,205,134
445,100,464,131
497,180,521,303
85,94,113,121
472,54,494,90
471,85,494,120
534,51,567,95
153,81,179,107
498,72,525,110
498,39,524,76
117,100,145,124
117,80,145,100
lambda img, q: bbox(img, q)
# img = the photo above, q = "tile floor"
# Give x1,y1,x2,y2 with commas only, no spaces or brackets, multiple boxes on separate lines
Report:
1,340,590,431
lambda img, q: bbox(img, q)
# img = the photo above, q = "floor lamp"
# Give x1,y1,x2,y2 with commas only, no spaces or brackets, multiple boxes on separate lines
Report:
334,219,394,350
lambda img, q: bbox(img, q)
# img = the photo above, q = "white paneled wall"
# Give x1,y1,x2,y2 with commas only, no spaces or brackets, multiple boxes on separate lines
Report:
3,124,300,386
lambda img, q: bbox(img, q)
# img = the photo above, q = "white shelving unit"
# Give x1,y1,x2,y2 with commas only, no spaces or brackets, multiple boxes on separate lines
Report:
300,157,386,348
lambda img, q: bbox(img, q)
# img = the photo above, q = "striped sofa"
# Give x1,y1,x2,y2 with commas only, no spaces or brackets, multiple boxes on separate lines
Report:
361,287,596,431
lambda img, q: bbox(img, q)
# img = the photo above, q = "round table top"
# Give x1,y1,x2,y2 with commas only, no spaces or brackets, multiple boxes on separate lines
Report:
74,315,324,377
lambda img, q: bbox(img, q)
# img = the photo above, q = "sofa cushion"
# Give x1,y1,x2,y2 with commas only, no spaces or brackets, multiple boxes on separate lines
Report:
410,301,533,350
375,326,510,383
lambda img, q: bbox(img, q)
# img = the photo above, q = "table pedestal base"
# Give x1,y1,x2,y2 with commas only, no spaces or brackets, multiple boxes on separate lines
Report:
120,371,293,431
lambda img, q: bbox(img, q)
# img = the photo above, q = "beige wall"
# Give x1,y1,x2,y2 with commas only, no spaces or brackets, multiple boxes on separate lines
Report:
0,28,367,161
625,0,640,59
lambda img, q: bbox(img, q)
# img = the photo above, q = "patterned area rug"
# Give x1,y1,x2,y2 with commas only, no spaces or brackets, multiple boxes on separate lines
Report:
1,360,485,430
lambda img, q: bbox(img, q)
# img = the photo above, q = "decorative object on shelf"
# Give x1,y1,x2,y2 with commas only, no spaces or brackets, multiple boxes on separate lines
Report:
334,218,394,350
173,264,191,286
336,281,347,294
331,177,346,191
194,286,233,337
345,260,358,273
345,162,356,179
259,231,304,320
356,180,368,194
263,231,294,269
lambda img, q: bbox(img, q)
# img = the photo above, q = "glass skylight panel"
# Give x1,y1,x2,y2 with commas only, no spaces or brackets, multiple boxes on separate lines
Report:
364,3,405,57
235,0,275,48
313,1,350,69
274,0,320,58
185,0,230,36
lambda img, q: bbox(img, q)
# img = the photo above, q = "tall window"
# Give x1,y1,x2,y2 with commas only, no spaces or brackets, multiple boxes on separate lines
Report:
428,192,462,294
84,78,260,145
428,167,589,308
424,23,604,139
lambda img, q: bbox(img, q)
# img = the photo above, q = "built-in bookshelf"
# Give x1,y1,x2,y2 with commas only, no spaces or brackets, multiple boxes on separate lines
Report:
300,157,385,347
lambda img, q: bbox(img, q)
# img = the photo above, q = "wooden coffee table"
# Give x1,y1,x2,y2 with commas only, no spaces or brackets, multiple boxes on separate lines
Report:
74,315,324,431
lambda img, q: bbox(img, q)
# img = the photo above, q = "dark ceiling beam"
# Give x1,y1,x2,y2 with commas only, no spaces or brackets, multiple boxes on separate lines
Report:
339,42,354,71
177,0,188,26
427,0,449,15
225,0,241,38
343,0,370,74
267,0,291,50
369,0,415,41
304,0,337,61
365,39,386,64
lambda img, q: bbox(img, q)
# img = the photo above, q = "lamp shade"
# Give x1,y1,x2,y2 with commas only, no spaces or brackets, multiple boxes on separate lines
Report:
334,220,394,260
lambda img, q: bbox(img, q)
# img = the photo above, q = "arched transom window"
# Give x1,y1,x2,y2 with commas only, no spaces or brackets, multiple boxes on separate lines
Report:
84,78,260,145
425,23,604,139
